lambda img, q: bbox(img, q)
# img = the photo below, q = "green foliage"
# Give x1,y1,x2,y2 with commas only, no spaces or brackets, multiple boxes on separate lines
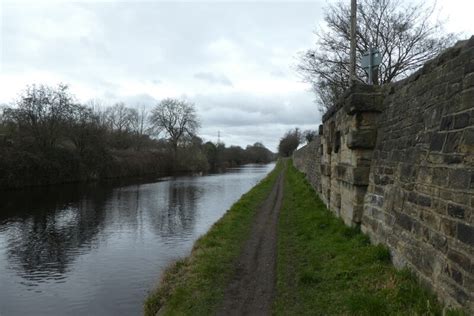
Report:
144,162,283,316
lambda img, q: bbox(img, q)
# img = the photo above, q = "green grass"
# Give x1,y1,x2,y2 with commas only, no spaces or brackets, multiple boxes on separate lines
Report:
274,161,465,315
144,161,283,316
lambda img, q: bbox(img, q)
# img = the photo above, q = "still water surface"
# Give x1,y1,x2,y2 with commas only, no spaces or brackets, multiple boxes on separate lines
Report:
0,163,274,315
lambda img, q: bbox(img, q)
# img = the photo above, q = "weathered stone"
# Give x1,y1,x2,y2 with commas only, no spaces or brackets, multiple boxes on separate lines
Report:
457,223,474,246
463,72,474,89
447,203,466,219
447,249,471,273
430,133,446,151
460,88,474,111
453,113,470,129
450,266,464,285
448,169,471,189
418,194,432,207
396,212,414,231
443,154,463,164
443,131,462,153
347,129,377,149
344,92,384,115
440,116,453,130
442,219,459,239
400,164,415,183
353,167,370,186
433,168,449,186
429,230,448,252
408,191,417,204
462,128,474,147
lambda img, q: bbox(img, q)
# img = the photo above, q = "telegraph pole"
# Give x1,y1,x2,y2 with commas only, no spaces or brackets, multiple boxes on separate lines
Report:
350,0,357,84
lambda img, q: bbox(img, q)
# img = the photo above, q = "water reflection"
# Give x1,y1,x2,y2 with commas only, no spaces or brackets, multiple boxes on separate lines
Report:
0,163,274,315
1,186,109,284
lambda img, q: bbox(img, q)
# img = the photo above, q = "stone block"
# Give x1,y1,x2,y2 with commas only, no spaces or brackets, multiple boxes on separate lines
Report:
344,92,384,115
448,265,464,285
440,116,454,130
353,167,370,186
417,167,432,183
441,218,457,237
400,163,415,183
443,131,462,153
448,169,471,190
463,71,474,89
443,154,463,164
460,88,474,111
420,210,440,229
447,249,472,273
396,212,414,231
418,194,432,207
447,203,466,219
430,133,446,151
347,129,377,149
457,222,474,246
453,113,470,129
462,128,474,150
429,230,448,253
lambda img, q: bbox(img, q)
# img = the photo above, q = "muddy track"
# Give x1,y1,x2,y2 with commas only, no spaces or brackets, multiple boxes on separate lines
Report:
216,166,285,316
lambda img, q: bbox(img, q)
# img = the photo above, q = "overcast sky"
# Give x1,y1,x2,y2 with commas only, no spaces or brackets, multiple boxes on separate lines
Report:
1,0,473,151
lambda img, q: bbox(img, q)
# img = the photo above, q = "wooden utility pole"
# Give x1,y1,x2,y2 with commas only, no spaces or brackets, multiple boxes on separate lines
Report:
350,0,357,84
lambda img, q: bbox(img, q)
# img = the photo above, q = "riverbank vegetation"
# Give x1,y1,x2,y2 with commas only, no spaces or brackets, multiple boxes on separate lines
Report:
144,160,463,315
275,163,464,315
0,84,274,189
144,161,282,315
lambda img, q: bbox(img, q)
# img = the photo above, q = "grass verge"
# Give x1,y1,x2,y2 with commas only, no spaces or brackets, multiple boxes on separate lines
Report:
275,161,464,315
144,161,282,316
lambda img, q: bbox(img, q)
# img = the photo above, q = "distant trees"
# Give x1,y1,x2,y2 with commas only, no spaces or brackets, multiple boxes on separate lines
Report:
149,98,200,159
0,83,275,188
278,128,302,157
203,142,274,171
303,129,317,144
297,0,455,112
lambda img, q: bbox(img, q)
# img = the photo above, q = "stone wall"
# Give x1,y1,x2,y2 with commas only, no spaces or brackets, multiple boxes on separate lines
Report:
293,136,321,193
293,37,474,311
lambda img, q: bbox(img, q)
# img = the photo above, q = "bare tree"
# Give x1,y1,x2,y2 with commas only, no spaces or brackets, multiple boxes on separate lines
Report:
67,105,104,154
105,102,136,133
298,0,455,112
7,84,76,148
149,98,200,159
130,104,150,151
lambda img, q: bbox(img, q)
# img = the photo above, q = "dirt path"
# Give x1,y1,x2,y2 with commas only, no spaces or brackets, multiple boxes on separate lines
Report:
216,167,285,316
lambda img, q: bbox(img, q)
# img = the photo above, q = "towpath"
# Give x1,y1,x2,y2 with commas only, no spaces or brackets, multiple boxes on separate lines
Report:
216,164,285,316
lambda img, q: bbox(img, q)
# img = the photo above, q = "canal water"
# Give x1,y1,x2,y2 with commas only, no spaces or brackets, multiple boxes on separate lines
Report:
0,163,274,315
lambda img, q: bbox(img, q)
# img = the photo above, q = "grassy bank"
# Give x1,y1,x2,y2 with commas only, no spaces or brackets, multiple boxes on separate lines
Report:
275,162,463,315
144,161,282,315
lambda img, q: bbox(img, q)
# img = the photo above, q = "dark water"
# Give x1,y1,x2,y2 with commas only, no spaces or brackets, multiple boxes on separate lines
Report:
0,163,274,316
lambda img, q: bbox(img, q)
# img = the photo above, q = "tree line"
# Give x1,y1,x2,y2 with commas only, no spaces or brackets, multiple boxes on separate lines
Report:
0,84,274,189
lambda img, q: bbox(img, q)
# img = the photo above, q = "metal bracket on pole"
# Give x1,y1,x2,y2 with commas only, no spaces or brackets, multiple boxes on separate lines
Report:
361,47,381,85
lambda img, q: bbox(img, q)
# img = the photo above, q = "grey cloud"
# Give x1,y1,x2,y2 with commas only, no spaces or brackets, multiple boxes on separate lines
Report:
193,91,321,127
1,1,326,149
194,72,232,86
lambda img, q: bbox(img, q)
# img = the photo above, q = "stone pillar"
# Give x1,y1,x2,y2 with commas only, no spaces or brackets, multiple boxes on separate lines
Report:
320,84,383,226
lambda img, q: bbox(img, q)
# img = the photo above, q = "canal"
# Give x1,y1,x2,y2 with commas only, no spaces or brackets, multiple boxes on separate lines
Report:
0,163,274,315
